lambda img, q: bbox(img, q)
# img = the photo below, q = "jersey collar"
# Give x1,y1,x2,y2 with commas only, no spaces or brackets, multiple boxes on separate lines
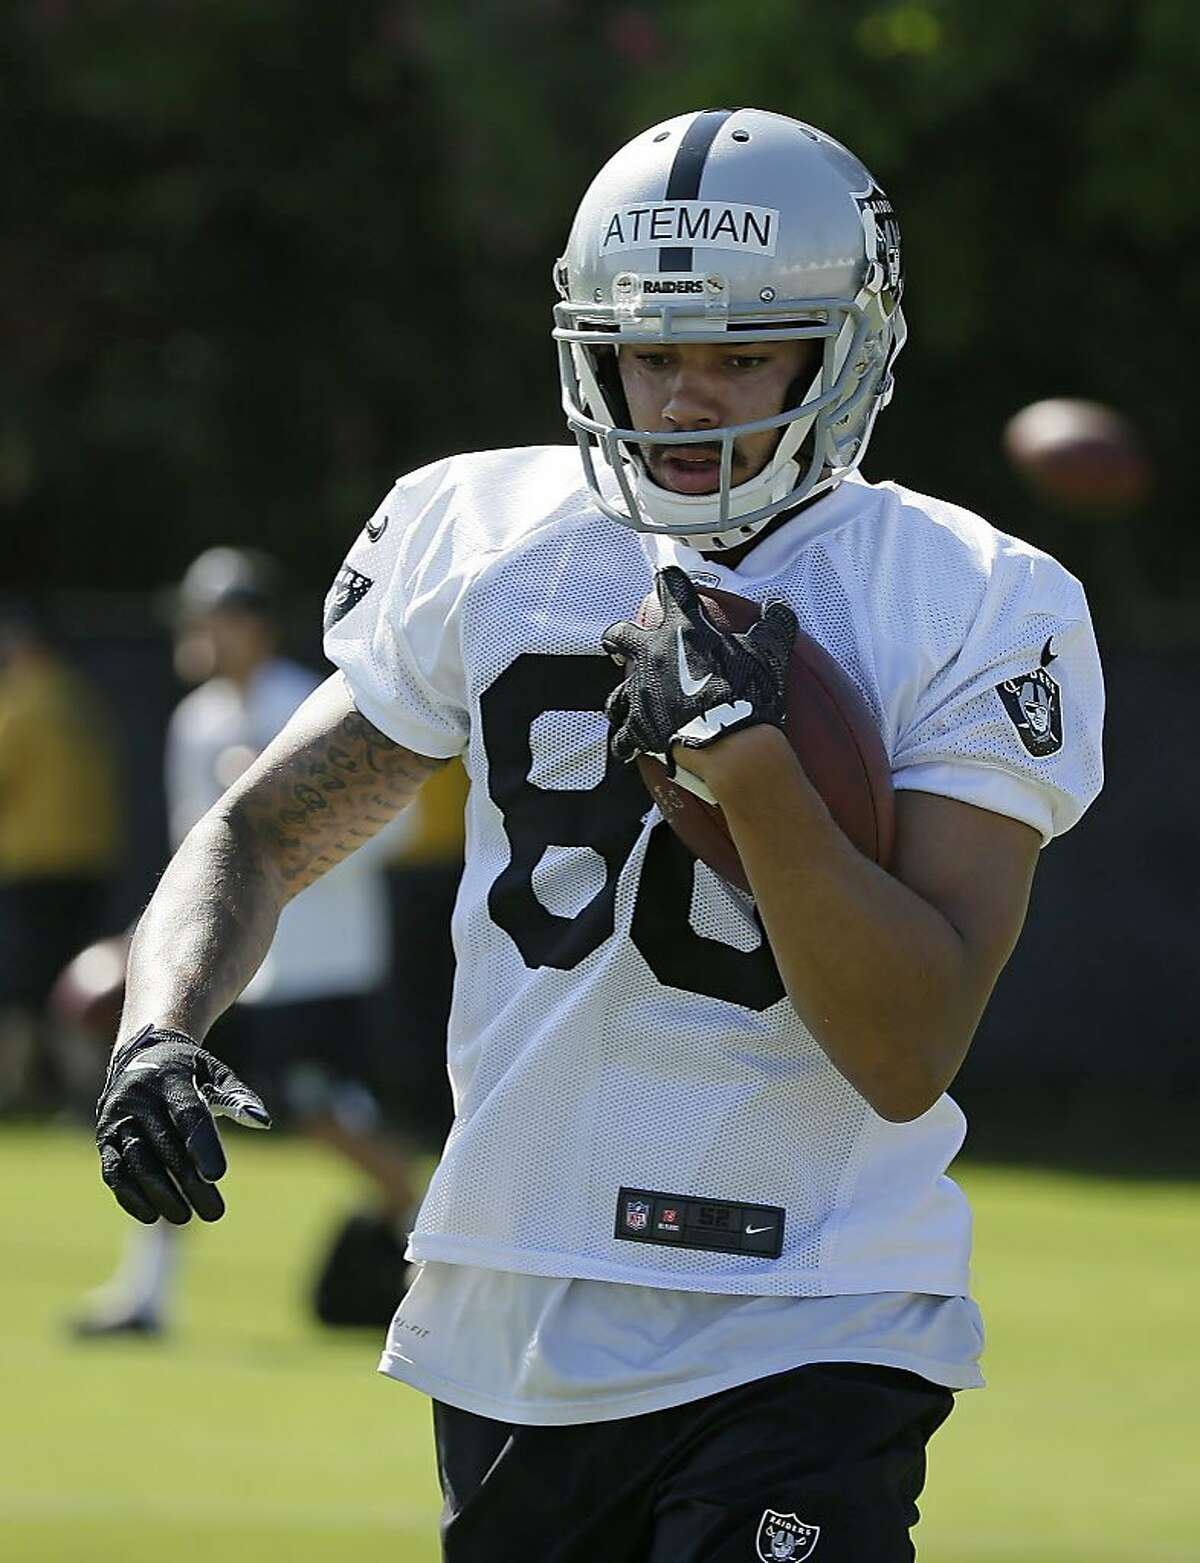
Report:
640,474,869,586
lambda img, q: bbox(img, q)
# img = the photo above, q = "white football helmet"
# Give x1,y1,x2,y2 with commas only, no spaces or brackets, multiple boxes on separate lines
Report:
553,107,906,551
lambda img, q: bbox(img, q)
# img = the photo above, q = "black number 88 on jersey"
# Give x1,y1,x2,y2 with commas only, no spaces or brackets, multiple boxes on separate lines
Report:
480,652,785,1012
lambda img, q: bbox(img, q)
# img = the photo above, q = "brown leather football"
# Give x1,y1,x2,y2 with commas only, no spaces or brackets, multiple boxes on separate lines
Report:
47,932,130,1043
635,586,894,894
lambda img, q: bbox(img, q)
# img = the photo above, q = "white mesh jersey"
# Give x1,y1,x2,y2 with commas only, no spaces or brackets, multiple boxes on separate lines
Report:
324,445,1104,1298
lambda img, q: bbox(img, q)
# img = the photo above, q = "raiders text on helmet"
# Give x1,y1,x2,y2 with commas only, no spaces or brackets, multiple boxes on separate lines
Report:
552,108,906,551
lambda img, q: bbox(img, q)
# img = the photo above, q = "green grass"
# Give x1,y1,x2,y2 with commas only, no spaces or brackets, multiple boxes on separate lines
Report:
0,1127,1195,1562
0,1127,440,1563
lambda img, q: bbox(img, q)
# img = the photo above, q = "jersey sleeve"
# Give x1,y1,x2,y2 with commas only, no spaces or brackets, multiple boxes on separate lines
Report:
890,548,1104,843
322,461,471,760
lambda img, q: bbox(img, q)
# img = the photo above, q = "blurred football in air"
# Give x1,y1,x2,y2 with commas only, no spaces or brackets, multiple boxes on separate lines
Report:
1003,398,1151,513
48,933,130,1042
633,586,894,895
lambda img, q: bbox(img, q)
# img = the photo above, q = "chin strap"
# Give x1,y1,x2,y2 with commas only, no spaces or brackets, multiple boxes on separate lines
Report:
631,455,804,552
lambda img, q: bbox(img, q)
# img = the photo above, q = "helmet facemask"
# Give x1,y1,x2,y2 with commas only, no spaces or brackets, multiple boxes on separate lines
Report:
555,298,893,551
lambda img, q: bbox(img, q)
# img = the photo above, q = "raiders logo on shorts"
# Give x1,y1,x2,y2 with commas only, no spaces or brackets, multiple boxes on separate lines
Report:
756,1509,821,1561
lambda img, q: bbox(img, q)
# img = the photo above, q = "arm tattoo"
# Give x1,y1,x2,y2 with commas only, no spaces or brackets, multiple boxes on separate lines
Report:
117,682,447,1045
238,708,445,894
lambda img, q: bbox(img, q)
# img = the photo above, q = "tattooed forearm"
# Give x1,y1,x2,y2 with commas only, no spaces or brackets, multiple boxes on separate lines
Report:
240,707,444,894
115,676,446,1047
118,809,284,1044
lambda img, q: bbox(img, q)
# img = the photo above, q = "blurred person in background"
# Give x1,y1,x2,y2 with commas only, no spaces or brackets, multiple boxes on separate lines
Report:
73,548,420,1336
0,599,121,1109
377,755,467,1148
312,759,466,1326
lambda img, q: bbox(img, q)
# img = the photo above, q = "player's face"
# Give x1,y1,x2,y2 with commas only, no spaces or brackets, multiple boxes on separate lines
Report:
616,338,820,495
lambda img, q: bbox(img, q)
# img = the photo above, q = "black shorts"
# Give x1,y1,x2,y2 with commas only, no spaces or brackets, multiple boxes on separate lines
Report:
372,863,457,1142
434,1361,953,1563
212,994,376,1129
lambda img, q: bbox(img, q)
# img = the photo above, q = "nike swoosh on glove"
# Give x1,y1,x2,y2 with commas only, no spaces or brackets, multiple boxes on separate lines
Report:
602,565,798,774
96,1023,271,1224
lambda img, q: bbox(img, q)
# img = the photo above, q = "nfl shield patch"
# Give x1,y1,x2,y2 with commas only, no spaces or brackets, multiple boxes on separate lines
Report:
755,1509,820,1561
623,1197,651,1233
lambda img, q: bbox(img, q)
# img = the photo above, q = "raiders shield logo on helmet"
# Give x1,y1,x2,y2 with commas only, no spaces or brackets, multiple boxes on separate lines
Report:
755,1510,820,1561
853,182,902,301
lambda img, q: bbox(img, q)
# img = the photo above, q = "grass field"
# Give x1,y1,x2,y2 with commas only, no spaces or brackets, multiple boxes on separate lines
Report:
1,1127,1195,1562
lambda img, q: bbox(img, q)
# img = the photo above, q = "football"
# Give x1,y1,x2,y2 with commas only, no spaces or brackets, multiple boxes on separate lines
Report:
1003,397,1151,513
47,933,130,1043
635,586,894,894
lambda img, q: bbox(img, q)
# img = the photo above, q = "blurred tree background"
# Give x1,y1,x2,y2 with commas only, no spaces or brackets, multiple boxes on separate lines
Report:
4,0,1199,643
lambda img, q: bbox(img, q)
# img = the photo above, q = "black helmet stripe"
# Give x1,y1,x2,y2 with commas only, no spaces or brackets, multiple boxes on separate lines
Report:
659,107,736,272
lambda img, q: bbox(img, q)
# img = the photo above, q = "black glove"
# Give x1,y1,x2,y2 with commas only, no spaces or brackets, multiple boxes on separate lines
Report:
96,1023,271,1225
602,565,798,773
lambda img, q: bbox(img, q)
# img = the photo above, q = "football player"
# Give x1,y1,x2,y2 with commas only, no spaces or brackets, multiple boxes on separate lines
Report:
94,110,1103,1560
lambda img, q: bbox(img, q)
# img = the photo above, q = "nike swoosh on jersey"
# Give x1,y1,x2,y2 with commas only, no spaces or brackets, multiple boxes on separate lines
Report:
364,514,389,543
675,627,713,697
744,1224,775,1235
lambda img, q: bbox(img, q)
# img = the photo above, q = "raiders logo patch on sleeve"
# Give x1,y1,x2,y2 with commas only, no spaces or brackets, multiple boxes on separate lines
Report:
995,638,1063,756
324,564,374,630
